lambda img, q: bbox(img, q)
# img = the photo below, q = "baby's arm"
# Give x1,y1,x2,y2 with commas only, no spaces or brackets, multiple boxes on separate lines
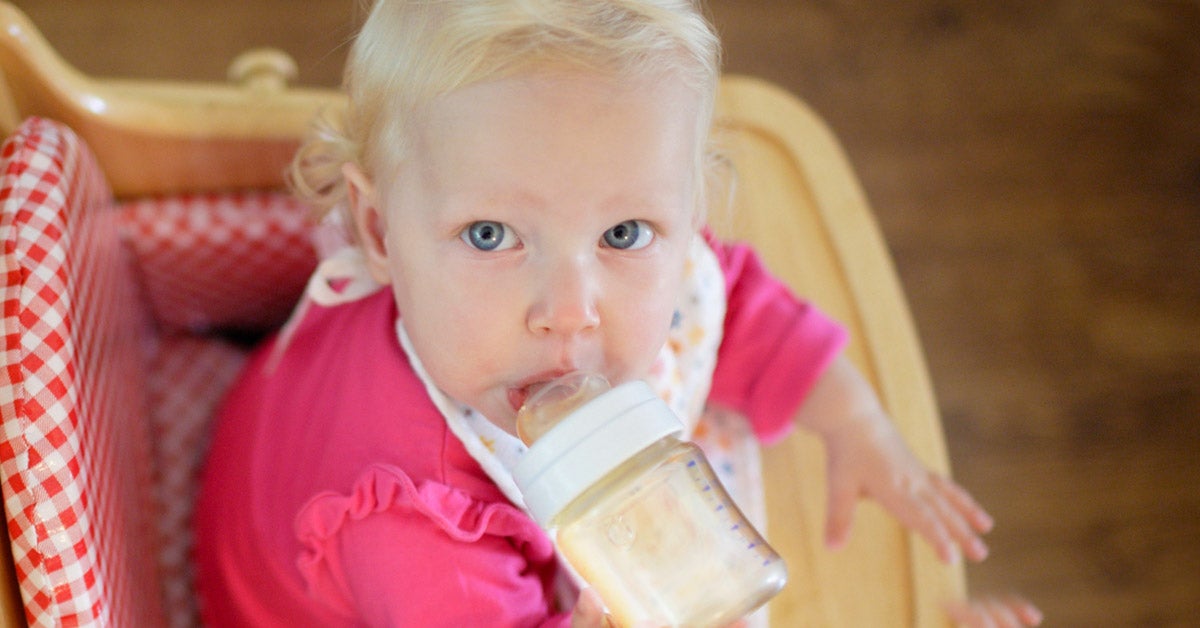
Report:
945,595,1045,627
795,355,1041,626
707,234,1038,623
707,234,991,557
793,353,992,564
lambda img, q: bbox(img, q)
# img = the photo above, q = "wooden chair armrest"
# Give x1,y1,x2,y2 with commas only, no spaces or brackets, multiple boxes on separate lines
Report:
712,76,965,626
0,2,340,197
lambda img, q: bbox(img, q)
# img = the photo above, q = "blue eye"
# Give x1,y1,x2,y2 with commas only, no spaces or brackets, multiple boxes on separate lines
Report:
462,221,517,251
602,220,654,250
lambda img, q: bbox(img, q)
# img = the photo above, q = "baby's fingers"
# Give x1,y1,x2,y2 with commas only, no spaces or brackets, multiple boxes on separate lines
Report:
571,589,615,628
945,594,1043,628
929,475,992,562
885,476,988,564
934,474,994,534
879,479,961,564
824,467,860,550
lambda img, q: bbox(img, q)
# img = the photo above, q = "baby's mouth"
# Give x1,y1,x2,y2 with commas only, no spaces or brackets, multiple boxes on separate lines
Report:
507,387,531,414
507,371,576,413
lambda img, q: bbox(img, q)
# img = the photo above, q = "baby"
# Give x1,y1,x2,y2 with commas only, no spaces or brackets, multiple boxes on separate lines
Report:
195,1,1040,626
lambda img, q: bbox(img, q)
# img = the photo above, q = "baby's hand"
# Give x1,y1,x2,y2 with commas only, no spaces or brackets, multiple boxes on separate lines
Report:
570,589,614,628
945,594,1044,627
822,411,994,564
569,589,690,628
798,357,1037,625
795,356,994,564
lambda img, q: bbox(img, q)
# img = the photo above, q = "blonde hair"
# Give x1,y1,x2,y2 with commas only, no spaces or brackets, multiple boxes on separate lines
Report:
290,0,722,220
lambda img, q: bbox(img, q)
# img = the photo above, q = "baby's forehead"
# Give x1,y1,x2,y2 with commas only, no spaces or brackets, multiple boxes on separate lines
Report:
427,65,703,112
423,75,697,144
373,75,702,219
369,69,710,200
421,72,703,140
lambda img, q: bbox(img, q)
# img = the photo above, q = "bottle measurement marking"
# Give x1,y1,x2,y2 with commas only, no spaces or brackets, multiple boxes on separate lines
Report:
685,451,781,569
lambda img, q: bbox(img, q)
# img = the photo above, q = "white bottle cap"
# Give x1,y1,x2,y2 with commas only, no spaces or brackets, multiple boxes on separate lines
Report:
513,380,684,527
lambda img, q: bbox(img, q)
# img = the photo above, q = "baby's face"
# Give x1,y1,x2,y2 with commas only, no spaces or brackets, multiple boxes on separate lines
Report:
363,71,701,434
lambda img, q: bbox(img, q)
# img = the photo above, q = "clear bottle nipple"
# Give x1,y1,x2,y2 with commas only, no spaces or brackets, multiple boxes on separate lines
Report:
516,372,611,446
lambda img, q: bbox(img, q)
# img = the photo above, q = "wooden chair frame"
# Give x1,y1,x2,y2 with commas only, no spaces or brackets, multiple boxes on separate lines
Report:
0,2,964,625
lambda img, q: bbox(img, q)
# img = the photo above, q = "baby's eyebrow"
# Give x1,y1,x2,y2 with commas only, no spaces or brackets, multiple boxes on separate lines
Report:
443,188,547,214
599,191,687,215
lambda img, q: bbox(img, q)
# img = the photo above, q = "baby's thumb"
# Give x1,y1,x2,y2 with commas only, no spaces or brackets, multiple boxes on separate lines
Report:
825,479,857,550
571,589,614,628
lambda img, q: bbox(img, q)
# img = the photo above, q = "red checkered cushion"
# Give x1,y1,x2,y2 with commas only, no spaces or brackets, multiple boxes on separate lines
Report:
1,118,166,627
118,191,315,334
143,333,247,628
2,117,319,627
114,179,316,628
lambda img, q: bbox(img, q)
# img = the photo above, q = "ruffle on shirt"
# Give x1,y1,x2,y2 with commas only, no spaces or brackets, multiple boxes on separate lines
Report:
294,464,557,618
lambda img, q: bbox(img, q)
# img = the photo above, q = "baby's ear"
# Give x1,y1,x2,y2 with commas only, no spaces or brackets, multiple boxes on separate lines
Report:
342,162,392,285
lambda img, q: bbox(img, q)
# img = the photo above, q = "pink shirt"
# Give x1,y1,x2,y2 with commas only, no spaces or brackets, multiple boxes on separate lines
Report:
194,237,846,627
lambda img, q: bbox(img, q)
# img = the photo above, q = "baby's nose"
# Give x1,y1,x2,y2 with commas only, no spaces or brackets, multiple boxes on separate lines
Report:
526,260,600,336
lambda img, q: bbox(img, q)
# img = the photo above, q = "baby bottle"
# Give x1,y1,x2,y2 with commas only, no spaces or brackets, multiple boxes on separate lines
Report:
512,373,787,628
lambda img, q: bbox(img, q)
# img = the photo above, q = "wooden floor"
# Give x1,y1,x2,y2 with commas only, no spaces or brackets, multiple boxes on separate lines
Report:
11,1,1200,626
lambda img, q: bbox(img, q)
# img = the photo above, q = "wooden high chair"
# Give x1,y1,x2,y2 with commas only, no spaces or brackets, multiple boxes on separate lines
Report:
0,2,964,626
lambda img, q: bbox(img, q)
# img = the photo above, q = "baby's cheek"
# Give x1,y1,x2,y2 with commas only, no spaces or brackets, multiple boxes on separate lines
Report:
620,310,676,378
